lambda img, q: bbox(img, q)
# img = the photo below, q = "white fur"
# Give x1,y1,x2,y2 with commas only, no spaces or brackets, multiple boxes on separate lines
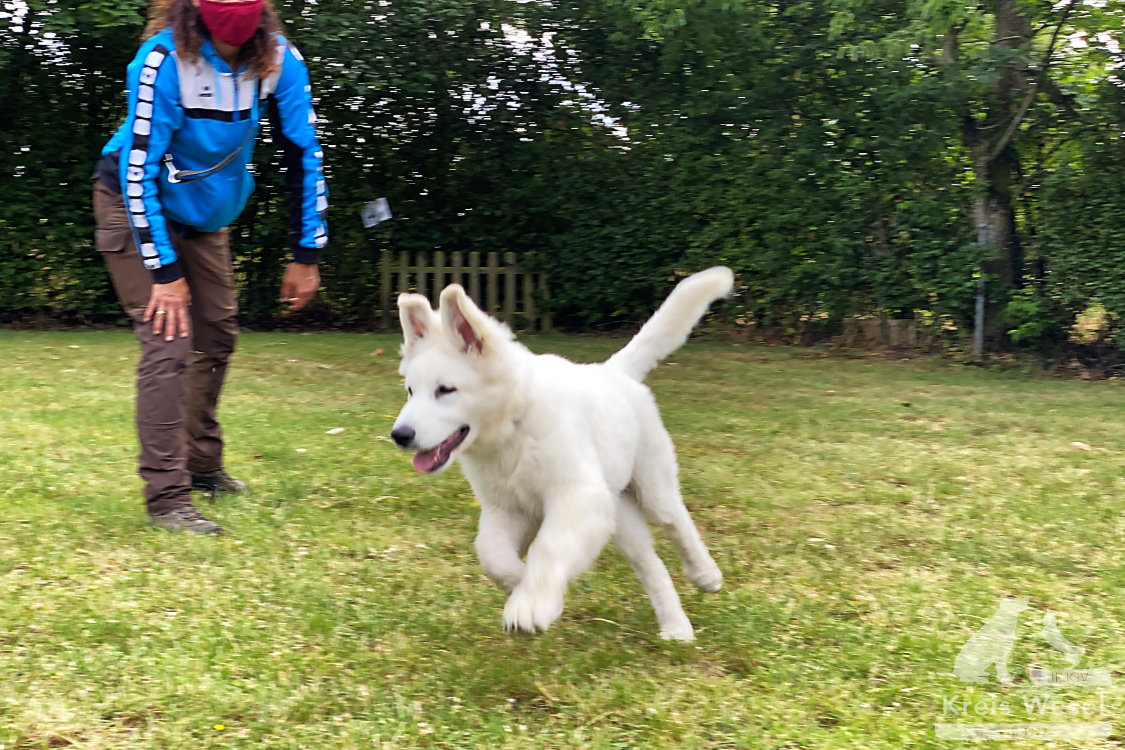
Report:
392,267,732,640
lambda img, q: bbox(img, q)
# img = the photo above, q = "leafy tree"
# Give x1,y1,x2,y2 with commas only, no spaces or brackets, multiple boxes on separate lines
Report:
828,0,1124,342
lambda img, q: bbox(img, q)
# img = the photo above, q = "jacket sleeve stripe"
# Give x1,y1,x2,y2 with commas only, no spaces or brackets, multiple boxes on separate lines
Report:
120,43,181,274
124,44,171,269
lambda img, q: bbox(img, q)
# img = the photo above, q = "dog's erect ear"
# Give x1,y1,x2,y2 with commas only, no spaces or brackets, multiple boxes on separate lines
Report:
439,284,486,355
398,293,438,364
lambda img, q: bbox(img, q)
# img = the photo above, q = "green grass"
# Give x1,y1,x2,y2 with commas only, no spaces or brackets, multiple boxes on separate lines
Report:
3,329,1125,748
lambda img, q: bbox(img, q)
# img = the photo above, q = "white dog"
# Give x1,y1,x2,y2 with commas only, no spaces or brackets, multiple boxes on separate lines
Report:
391,267,732,640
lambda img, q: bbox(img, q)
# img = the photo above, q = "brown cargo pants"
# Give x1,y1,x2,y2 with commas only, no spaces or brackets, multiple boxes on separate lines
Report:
93,181,240,515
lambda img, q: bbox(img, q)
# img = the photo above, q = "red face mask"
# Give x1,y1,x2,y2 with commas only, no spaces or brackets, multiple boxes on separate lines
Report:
199,0,263,47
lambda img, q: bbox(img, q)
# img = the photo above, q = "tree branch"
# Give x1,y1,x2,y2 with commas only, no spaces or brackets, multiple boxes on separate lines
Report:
1016,124,1099,195
1040,76,1082,121
987,0,1074,163
1040,0,1073,75
940,23,965,68
990,84,1037,161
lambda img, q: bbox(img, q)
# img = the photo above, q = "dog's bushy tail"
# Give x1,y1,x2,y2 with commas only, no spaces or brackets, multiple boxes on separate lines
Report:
607,266,734,382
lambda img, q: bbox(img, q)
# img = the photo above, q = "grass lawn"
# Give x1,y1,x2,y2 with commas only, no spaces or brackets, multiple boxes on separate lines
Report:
3,329,1125,748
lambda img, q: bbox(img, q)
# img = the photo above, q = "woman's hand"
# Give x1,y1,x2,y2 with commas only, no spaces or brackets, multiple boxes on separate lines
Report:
144,278,192,342
280,262,320,311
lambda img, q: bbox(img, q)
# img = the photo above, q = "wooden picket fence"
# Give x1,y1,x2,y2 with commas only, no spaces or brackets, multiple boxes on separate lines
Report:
378,250,552,333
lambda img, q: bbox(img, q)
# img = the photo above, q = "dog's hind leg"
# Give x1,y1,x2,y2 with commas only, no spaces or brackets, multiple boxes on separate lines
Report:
633,426,722,593
613,491,694,641
476,504,536,595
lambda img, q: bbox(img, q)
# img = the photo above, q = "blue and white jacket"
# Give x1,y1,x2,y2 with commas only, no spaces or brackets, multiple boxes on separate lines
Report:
102,28,328,283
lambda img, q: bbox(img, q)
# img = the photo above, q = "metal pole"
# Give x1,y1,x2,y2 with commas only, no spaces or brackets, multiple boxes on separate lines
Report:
973,221,987,358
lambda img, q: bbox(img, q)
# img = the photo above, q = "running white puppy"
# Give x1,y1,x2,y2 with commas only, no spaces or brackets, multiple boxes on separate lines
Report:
391,267,732,640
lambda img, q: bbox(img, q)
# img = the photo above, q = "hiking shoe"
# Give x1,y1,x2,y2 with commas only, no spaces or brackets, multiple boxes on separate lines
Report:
149,505,222,535
191,468,248,497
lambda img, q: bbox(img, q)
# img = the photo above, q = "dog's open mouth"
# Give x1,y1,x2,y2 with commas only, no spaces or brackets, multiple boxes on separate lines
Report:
413,426,470,473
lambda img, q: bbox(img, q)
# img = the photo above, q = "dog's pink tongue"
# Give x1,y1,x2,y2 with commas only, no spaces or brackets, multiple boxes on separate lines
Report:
413,448,441,473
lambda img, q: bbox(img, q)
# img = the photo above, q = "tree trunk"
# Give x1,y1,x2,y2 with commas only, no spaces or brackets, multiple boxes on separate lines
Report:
974,185,1016,346
963,0,1033,352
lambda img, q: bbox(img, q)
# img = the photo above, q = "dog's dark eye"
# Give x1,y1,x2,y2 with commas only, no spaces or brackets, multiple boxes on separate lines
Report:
436,385,457,397
407,387,413,397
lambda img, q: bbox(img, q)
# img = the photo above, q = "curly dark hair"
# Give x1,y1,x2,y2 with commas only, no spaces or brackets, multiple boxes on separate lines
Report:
144,0,282,79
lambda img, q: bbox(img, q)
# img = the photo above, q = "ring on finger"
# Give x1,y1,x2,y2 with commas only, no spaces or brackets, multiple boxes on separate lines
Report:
155,310,166,315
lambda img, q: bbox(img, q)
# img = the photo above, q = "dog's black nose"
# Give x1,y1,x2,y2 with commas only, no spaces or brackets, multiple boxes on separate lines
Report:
391,426,415,448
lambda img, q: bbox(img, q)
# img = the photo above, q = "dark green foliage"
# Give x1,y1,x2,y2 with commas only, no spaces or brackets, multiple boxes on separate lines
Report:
1,0,1123,338
0,7,144,318
1036,138,1125,323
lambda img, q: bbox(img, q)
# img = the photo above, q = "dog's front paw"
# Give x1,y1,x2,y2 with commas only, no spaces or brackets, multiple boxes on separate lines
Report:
659,621,695,642
503,585,564,634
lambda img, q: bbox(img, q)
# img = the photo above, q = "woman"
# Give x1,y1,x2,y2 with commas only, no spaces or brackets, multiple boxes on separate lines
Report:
93,0,327,534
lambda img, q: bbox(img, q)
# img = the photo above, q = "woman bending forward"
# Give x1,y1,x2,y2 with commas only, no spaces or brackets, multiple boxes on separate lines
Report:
93,0,326,534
